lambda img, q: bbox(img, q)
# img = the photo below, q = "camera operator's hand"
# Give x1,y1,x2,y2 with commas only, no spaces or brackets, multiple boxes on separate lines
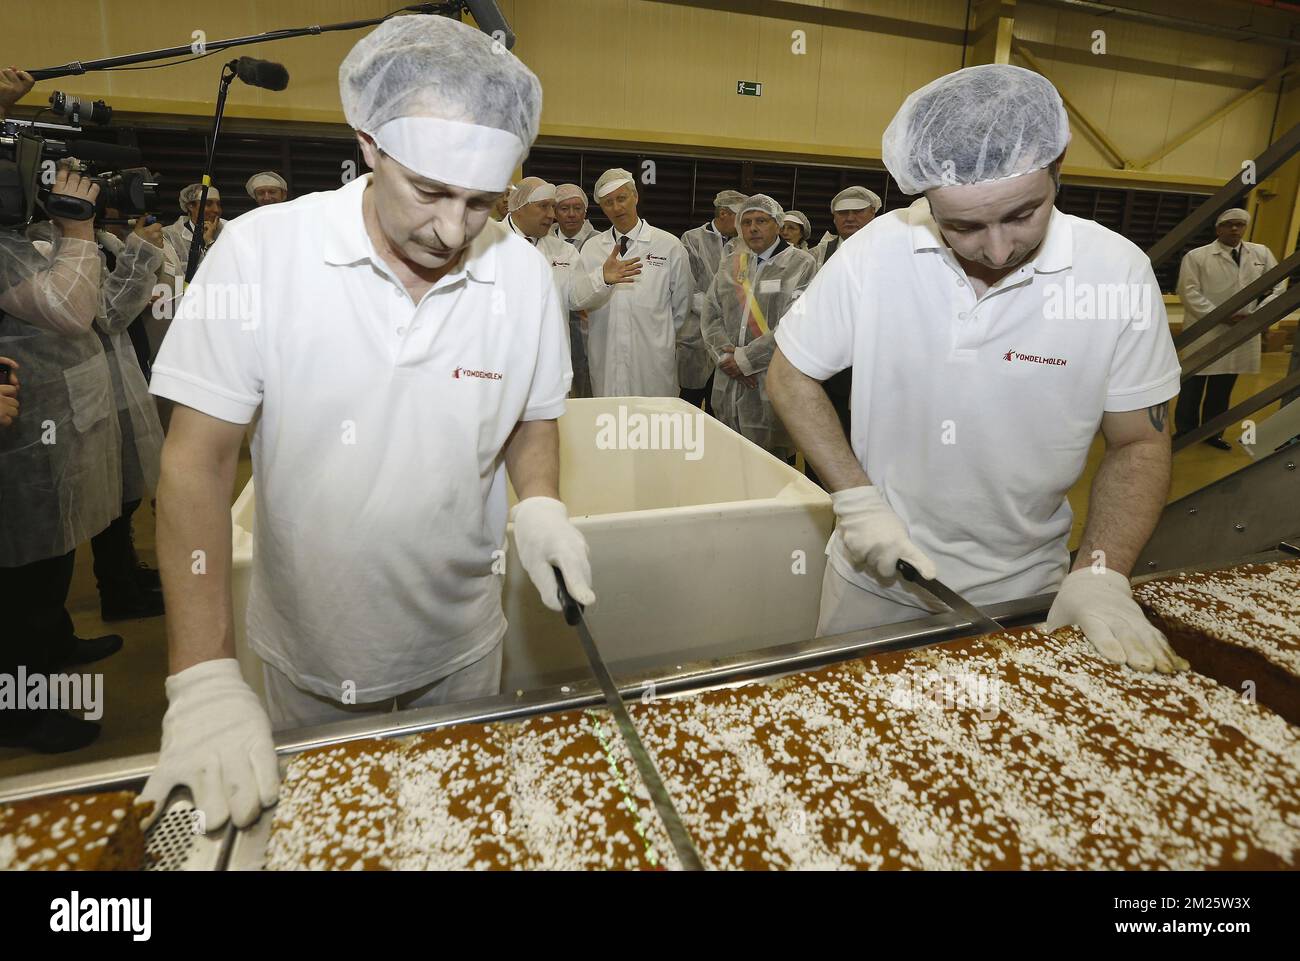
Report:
0,67,35,116
49,164,100,242
0,358,19,428
132,217,165,250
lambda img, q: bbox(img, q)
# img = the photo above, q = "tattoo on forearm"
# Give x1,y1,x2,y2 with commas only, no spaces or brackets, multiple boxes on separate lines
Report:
1147,401,1168,433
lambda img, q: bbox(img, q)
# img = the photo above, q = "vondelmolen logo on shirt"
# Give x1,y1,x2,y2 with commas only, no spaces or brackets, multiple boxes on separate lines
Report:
1003,347,1068,367
453,367,504,380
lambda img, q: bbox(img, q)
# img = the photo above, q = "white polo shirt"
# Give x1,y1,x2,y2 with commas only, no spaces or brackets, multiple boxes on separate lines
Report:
150,174,571,700
775,197,1180,609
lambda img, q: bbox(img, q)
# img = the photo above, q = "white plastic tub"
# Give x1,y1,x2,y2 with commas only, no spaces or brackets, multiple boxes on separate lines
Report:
230,397,833,699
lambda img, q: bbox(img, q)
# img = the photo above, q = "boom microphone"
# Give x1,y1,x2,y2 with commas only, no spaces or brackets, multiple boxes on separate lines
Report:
234,57,290,91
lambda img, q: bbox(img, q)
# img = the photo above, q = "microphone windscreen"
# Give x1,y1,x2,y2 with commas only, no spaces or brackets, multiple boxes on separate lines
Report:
235,57,290,92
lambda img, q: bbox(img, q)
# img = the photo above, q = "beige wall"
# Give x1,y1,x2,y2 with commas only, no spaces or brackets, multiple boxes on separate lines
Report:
1012,1,1287,182
4,0,1293,191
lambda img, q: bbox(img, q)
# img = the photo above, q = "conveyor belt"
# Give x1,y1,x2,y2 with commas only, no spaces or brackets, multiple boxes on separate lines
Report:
2,553,1288,869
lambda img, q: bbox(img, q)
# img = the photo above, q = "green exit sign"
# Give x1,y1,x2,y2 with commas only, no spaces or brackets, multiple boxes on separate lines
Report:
737,81,762,97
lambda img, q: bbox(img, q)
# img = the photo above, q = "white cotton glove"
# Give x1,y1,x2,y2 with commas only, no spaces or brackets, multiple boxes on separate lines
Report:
831,486,937,582
511,496,596,611
140,658,279,832
1044,568,1189,673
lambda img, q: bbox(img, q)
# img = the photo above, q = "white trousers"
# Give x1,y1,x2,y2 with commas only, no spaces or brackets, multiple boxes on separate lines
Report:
815,563,940,638
263,642,503,732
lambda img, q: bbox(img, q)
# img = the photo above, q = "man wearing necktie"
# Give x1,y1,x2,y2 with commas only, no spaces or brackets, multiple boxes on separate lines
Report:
571,167,693,397
1175,208,1285,450
551,184,598,250
700,194,816,459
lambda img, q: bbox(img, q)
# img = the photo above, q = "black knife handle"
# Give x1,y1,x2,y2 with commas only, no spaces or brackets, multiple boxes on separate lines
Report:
553,565,583,626
896,559,921,583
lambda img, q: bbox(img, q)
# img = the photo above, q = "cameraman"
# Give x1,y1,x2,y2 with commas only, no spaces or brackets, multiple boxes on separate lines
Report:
0,166,126,754
0,65,34,121
86,210,167,621
0,357,17,428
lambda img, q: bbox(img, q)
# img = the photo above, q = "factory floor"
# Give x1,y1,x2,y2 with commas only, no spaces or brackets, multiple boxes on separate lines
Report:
1,351,1293,781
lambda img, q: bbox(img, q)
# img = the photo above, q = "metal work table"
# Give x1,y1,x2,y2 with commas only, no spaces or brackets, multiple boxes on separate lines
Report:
1,546,1294,869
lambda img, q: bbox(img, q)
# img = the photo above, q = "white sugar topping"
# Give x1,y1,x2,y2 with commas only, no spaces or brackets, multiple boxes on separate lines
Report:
266,627,1300,871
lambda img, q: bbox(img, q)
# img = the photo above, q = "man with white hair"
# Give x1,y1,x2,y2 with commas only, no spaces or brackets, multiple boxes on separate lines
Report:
811,186,880,271
506,176,585,393
245,171,289,206
805,187,882,459
678,189,744,412
543,182,595,396
769,64,1186,675
551,183,597,249
701,195,815,458
571,168,693,397
141,15,593,830
1175,208,1284,449
162,183,227,280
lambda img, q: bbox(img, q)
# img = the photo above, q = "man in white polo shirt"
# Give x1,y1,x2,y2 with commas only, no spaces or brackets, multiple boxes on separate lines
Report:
140,16,595,830
769,64,1185,674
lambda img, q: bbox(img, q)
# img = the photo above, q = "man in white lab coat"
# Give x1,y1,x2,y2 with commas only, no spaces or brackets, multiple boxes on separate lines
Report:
245,171,289,207
545,184,596,395
769,64,1185,675
571,168,694,397
679,189,745,412
162,183,229,282
505,176,578,303
806,186,881,464
1175,208,1285,449
550,183,598,250
506,176,586,395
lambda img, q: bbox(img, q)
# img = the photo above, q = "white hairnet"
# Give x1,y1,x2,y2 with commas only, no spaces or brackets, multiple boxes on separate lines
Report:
831,186,880,213
882,64,1070,195
1216,208,1250,226
509,176,556,212
714,189,747,212
339,14,542,150
783,210,812,239
737,194,783,224
555,183,588,207
179,184,220,210
245,171,287,198
595,168,636,200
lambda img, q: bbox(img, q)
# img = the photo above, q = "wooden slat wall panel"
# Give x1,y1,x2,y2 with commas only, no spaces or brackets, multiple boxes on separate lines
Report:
67,120,1219,288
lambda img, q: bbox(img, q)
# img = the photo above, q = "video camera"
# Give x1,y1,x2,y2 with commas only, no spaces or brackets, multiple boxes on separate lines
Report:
0,91,159,228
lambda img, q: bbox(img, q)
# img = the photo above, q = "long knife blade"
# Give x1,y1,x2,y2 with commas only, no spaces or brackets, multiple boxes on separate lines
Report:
553,569,705,871
896,559,1004,636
